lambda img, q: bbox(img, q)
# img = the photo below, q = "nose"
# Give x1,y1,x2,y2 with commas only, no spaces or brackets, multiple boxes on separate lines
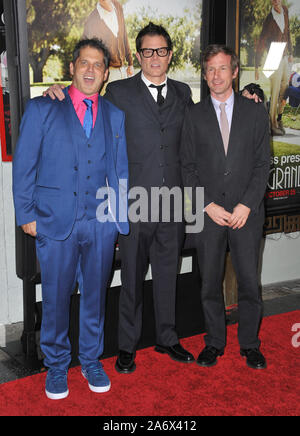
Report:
213,68,220,79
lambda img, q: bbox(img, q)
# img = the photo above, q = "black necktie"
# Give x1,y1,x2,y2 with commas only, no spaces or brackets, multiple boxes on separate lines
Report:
149,84,166,106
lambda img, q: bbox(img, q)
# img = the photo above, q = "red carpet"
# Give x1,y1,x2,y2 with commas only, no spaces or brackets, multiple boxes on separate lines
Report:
0,311,299,416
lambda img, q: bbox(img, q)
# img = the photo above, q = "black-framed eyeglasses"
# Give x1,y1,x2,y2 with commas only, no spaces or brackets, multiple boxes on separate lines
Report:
139,47,170,58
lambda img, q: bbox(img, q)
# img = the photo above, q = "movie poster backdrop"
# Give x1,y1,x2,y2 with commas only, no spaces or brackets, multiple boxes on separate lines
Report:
26,0,201,102
239,0,300,215
12,1,300,219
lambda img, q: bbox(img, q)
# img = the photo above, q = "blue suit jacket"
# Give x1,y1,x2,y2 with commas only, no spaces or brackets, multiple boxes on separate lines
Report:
13,89,129,240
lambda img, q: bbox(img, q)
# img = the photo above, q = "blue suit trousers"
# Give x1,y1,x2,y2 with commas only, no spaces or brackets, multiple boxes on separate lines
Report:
36,216,117,370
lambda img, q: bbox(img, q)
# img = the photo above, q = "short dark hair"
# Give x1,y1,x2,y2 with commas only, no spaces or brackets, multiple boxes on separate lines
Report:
202,44,239,74
136,22,173,52
72,38,111,69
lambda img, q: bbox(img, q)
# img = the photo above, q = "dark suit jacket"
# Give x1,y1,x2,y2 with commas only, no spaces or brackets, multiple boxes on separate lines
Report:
105,71,193,194
180,92,270,221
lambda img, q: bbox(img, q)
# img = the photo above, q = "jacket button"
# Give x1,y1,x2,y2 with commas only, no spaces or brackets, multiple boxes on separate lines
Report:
74,166,78,171
74,192,77,196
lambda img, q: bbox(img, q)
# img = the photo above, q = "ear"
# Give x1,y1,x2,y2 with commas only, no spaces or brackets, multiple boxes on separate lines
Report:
104,68,109,82
135,51,142,67
168,50,173,65
232,67,239,80
69,62,74,76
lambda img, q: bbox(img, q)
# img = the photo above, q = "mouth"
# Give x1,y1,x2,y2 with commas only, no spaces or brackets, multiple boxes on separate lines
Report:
151,63,161,69
83,75,95,84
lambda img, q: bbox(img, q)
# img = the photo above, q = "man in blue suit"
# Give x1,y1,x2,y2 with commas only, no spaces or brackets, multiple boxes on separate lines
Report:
13,38,128,400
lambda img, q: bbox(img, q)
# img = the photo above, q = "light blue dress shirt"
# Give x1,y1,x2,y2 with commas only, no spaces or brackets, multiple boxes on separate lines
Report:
211,90,234,132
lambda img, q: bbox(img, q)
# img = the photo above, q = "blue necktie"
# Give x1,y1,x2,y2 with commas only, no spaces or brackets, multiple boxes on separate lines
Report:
83,99,93,138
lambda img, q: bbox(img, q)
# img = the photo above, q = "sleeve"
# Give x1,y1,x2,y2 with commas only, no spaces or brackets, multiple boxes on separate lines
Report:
240,103,271,212
104,83,118,106
12,99,43,226
180,106,213,211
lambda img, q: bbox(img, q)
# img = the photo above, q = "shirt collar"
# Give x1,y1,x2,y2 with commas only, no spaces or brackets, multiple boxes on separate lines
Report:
211,89,234,111
68,84,99,106
141,72,168,88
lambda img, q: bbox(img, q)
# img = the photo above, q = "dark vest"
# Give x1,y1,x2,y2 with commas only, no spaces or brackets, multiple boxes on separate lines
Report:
137,81,182,189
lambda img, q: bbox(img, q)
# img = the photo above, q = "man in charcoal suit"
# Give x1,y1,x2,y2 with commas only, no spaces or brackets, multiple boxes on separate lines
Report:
181,45,270,370
105,22,195,372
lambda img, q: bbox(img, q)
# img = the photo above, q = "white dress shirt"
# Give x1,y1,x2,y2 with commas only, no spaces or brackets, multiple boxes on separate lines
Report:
141,72,168,102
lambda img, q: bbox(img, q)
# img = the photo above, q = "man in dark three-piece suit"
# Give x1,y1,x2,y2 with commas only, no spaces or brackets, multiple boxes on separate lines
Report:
105,23,195,372
181,45,270,370
13,39,128,399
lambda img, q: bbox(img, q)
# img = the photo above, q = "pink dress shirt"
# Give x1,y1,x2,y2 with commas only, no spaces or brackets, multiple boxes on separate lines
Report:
68,84,99,128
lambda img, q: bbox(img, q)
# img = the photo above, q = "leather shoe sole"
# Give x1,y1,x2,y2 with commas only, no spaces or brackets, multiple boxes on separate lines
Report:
154,344,195,363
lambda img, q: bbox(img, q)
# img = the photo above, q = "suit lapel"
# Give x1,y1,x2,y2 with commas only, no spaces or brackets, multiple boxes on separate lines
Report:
226,93,243,161
204,96,226,160
137,74,162,125
101,97,116,170
91,95,105,148
162,79,177,126
61,90,84,161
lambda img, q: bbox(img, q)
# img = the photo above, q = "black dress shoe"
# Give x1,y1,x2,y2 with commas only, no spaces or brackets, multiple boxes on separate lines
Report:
240,348,267,370
115,350,136,374
196,346,224,367
154,343,195,363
